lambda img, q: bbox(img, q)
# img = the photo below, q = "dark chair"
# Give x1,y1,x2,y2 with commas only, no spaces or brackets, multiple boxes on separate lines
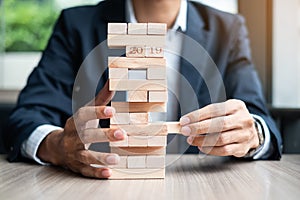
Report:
270,107,300,153
0,103,15,154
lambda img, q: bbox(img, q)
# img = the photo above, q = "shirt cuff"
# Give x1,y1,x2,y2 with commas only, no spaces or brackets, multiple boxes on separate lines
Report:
21,124,63,165
250,114,271,159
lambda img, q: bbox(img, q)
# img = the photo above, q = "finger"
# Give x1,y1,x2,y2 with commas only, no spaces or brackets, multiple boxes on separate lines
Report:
76,150,120,166
187,129,250,147
198,143,249,157
179,99,246,125
181,115,238,136
80,128,127,144
87,81,115,106
79,163,112,179
75,106,116,124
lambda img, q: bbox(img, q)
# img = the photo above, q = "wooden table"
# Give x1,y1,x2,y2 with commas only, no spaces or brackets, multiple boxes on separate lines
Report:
1,154,300,200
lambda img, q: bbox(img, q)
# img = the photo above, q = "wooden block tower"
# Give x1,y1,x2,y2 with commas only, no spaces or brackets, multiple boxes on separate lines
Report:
107,23,170,179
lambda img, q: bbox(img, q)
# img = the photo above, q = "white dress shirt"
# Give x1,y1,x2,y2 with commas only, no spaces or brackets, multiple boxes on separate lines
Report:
21,0,270,164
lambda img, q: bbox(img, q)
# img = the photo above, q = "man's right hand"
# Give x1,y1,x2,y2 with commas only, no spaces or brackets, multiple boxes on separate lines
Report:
37,81,126,178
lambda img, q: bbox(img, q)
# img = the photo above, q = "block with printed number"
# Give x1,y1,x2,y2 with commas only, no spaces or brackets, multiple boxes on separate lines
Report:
146,47,164,57
108,23,127,34
126,46,146,57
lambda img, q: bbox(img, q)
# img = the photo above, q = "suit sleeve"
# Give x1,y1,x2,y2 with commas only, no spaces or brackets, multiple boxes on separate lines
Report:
4,10,78,162
224,15,282,160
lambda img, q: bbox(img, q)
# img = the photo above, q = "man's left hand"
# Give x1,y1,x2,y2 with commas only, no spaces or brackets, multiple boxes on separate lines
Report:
180,99,259,157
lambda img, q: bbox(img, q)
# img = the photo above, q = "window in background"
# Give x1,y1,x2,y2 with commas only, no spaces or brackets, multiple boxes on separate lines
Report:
0,0,238,93
0,0,4,88
273,0,300,107
194,0,238,14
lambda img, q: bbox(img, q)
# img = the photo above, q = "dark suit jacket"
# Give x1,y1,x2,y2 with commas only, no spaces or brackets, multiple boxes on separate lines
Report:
4,0,282,161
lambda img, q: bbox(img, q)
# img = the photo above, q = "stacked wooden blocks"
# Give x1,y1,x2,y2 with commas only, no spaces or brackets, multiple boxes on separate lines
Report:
107,23,169,179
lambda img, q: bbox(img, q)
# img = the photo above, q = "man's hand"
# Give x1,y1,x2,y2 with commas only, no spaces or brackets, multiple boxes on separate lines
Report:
180,99,259,157
37,81,126,178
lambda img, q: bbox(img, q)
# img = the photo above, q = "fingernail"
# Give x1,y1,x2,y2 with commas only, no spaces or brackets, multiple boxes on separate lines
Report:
187,136,193,144
104,107,115,116
180,117,190,126
106,154,120,165
181,126,191,136
101,169,112,177
114,129,126,139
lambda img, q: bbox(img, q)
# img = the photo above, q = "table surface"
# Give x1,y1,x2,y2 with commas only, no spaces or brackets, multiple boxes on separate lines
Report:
1,154,300,200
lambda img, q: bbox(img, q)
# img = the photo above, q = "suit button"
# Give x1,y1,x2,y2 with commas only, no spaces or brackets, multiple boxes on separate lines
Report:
75,86,80,92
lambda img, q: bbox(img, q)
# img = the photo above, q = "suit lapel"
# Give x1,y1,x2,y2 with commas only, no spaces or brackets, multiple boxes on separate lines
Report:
178,2,209,117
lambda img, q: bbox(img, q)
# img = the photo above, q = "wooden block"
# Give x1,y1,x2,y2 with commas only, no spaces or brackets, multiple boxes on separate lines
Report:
109,68,128,79
108,23,127,34
110,147,166,156
166,122,181,134
147,67,166,80
148,91,168,102
110,123,168,136
128,23,147,34
109,79,166,91
128,69,147,80
108,57,166,69
107,34,165,48
126,46,146,57
110,113,130,124
127,156,146,168
111,102,167,113
146,156,165,168
109,156,127,169
109,168,165,179
148,136,167,147
145,47,164,57
147,23,167,35
109,136,128,147
127,91,148,102
130,113,149,124
128,136,149,147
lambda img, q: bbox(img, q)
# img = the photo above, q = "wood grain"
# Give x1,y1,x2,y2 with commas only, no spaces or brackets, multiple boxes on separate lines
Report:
107,34,165,48
110,123,168,136
109,79,167,91
111,102,166,113
108,57,166,69
1,155,300,199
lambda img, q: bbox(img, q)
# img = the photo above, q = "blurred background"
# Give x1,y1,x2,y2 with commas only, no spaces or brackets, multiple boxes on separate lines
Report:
0,0,299,153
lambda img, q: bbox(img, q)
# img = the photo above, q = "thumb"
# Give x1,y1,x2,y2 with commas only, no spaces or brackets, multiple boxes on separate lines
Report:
87,80,115,106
